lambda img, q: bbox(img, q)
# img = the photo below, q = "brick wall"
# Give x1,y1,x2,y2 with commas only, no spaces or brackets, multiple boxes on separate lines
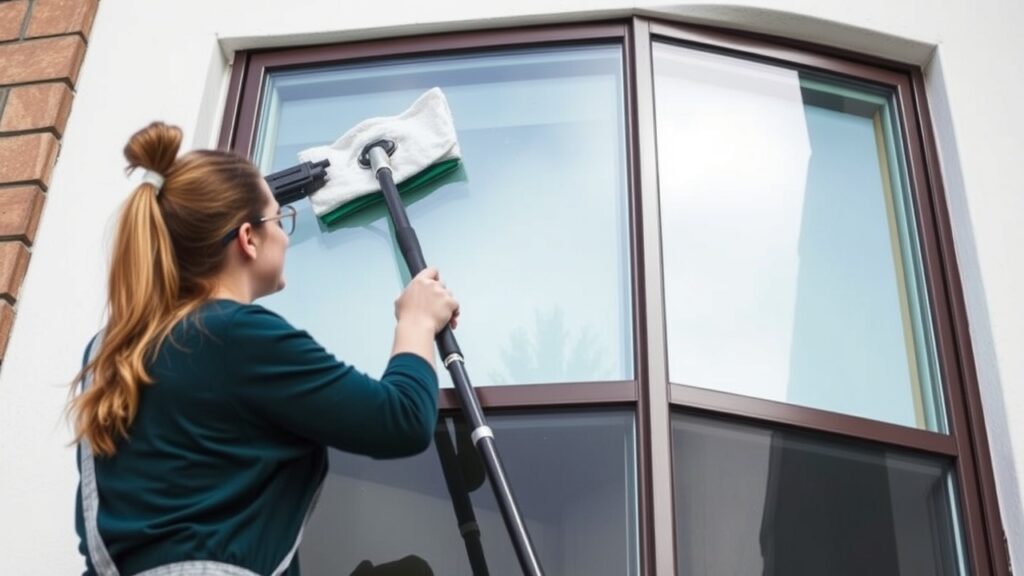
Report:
0,0,97,362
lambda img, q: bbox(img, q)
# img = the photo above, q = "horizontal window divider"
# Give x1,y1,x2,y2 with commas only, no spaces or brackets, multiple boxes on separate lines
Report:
669,383,958,457
439,380,638,411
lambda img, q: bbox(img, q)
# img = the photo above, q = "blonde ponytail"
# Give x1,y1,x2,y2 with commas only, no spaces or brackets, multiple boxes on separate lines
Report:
71,122,266,456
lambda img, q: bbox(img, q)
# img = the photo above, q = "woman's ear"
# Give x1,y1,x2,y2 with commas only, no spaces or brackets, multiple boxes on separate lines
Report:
236,222,259,260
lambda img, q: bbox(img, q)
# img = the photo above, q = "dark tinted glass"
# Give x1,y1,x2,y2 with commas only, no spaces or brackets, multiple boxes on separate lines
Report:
672,413,965,575
299,411,638,575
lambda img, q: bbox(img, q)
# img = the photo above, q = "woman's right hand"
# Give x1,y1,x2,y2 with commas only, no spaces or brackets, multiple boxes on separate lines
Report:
394,267,459,335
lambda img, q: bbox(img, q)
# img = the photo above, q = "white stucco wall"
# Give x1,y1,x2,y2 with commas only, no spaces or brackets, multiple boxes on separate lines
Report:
0,1,1019,573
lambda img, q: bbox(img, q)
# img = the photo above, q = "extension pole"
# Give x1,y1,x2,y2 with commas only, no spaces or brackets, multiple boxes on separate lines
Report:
361,141,544,576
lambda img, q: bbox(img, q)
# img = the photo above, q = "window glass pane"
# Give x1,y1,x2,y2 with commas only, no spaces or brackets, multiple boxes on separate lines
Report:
653,43,944,431
299,411,638,575
253,45,633,386
672,412,967,576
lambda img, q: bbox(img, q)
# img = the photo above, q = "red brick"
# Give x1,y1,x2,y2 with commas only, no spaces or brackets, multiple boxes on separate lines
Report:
0,0,29,42
0,35,86,85
0,133,60,188
0,83,74,135
0,241,30,304
0,186,45,244
0,300,14,360
26,0,98,39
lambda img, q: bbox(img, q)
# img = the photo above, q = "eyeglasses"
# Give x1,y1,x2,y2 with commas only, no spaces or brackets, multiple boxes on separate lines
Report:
221,205,297,245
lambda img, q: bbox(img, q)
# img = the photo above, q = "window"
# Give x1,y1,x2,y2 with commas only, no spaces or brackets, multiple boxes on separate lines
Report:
652,42,944,431
221,19,1006,575
252,45,633,387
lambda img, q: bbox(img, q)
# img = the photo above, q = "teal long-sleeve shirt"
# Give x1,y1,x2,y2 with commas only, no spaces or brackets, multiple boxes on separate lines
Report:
75,300,439,575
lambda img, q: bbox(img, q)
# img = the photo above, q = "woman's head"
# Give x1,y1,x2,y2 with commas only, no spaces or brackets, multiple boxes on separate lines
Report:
120,122,273,299
72,121,286,456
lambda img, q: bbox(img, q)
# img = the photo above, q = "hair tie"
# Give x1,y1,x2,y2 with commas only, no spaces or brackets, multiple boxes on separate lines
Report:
140,170,165,194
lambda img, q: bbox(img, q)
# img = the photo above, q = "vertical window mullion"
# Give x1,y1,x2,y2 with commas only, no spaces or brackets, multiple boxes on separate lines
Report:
630,16,677,576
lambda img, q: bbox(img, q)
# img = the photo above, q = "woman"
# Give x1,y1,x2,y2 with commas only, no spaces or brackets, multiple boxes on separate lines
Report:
70,122,457,575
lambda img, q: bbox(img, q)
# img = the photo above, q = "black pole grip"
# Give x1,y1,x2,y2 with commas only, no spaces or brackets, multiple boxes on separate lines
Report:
436,327,464,368
393,226,464,360
395,227,427,276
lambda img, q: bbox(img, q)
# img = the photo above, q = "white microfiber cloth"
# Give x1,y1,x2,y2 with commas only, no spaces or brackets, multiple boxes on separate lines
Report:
298,87,461,224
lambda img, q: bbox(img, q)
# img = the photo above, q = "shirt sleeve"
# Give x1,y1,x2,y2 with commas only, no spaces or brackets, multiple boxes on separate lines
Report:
224,304,438,458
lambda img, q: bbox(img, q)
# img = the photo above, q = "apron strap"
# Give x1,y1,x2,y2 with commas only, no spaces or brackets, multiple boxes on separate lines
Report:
79,331,120,576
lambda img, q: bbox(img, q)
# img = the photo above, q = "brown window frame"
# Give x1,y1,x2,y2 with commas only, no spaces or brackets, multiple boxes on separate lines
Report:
219,18,1007,576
